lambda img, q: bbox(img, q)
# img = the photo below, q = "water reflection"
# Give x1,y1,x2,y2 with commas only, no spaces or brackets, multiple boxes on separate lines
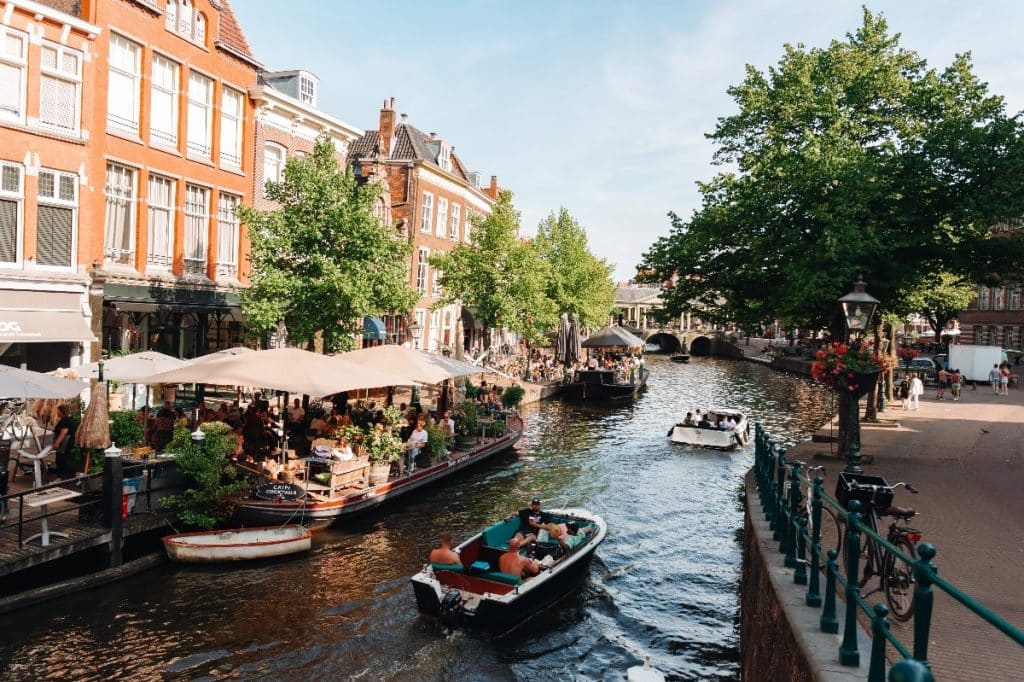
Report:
0,356,832,681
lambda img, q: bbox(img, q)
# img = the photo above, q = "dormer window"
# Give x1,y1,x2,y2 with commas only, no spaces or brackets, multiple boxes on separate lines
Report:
299,75,316,106
166,0,208,46
438,143,452,172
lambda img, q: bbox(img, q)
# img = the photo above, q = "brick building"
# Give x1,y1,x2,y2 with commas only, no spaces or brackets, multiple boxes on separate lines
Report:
0,0,103,372
348,98,500,352
956,225,1024,354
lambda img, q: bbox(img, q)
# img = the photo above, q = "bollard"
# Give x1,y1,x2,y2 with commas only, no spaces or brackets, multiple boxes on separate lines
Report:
912,543,937,667
765,444,777,526
794,517,808,585
869,603,891,682
776,449,788,550
821,548,839,633
785,460,802,568
806,476,824,606
889,659,935,682
839,500,863,666
102,450,124,568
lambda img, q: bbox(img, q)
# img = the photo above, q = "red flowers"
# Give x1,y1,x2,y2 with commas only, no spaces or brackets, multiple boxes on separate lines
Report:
811,340,883,391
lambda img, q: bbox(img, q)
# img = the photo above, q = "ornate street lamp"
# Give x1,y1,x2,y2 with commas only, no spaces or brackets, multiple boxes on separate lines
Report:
838,277,880,474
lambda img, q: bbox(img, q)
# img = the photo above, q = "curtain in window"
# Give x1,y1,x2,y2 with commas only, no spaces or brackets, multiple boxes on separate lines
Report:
104,165,134,262
0,198,16,263
184,185,208,274
216,194,239,276
147,176,174,268
36,204,72,266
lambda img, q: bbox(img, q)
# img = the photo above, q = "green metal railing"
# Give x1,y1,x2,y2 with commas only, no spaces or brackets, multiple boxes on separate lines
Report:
752,423,1024,682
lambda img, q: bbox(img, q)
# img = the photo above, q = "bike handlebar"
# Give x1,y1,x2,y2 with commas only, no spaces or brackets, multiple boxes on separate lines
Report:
846,480,918,494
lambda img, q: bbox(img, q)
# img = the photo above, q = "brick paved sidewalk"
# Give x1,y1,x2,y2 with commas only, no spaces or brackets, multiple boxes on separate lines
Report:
787,381,1024,680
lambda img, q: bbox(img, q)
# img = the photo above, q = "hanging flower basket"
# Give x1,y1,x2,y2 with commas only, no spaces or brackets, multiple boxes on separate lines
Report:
811,341,884,397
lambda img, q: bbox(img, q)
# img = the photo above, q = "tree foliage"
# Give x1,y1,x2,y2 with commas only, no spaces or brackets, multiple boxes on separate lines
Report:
533,208,617,328
902,271,976,338
431,191,556,344
638,9,1024,330
161,422,247,529
239,136,418,353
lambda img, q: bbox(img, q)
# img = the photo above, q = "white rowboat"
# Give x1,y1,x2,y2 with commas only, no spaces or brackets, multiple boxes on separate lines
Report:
162,525,312,563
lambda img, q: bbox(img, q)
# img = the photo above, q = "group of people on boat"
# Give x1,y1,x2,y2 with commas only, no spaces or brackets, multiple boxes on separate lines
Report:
570,353,645,385
681,409,738,431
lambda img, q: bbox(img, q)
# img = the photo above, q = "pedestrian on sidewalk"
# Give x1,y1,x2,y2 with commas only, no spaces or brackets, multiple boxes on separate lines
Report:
908,373,924,410
898,376,911,409
936,368,949,400
950,369,962,401
1000,365,1010,396
988,364,1002,394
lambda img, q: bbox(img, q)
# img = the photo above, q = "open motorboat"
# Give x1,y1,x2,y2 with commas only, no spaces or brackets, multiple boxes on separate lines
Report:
410,508,607,631
162,524,312,562
669,408,751,449
670,353,691,364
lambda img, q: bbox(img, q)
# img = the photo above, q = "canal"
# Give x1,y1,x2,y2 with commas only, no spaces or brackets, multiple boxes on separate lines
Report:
0,356,833,681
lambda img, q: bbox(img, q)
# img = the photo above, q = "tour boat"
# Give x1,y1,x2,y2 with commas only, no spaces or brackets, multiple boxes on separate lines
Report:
668,408,751,449
410,508,607,631
561,367,648,401
235,415,524,529
162,525,312,563
670,353,691,364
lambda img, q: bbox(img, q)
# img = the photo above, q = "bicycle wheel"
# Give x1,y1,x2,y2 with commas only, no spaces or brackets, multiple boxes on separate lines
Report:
818,506,844,558
885,537,917,622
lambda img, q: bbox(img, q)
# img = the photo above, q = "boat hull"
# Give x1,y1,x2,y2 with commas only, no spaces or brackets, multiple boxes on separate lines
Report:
561,368,648,401
669,413,750,450
670,354,690,364
162,525,311,563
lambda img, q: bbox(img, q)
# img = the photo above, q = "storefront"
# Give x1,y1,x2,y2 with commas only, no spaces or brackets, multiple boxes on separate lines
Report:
0,285,94,372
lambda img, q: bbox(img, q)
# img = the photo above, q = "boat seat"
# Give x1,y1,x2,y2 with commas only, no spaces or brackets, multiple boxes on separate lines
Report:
478,570,522,586
480,517,521,550
431,562,464,573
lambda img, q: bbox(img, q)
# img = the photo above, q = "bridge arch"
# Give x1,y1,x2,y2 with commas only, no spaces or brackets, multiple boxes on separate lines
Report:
645,332,682,353
689,335,713,356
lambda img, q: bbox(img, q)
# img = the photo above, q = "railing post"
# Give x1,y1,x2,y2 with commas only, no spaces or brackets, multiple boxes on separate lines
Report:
785,460,802,568
806,476,824,606
912,543,937,667
821,548,839,633
869,603,890,682
888,659,935,682
764,443,776,523
776,449,788,548
840,499,863,666
794,516,808,585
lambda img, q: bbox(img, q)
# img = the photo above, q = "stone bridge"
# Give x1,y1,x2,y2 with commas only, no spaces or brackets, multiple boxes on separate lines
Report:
631,327,720,356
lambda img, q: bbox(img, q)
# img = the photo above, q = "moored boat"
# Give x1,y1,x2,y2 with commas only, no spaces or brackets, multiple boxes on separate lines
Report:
410,508,607,631
162,525,312,563
670,353,690,363
561,367,648,401
669,408,751,449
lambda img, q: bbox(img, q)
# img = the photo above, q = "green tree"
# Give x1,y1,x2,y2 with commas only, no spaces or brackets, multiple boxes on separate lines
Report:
902,272,976,339
638,9,1024,330
431,191,557,345
533,208,616,328
161,422,248,529
239,136,417,353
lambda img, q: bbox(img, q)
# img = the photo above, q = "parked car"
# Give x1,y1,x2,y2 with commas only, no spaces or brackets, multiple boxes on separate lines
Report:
895,357,939,383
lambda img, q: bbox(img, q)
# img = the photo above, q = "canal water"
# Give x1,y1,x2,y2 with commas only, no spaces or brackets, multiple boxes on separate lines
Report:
0,357,833,681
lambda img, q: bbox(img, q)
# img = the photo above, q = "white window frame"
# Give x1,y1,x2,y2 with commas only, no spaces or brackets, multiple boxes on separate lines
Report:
977,286,989,310
0,27,28,125
428,309,441,351
38,41,82,135
146,174,175,270
464,208,473,243
420,192,433,234
216,192,240,278
432,267,443,297
103,162,137,265
186,70,213,159
149,54,180,148
219,86,244,170
0,161,24,266
107,34,141,135
449,203,461,240
263,142,286,195
436,197,448,238
1010,286,1022,311
35,168,77,270
413,309,425,349
416,247,429,294
183,183,209,275
165,0,177,30
438,143,452,172
299,75,316,105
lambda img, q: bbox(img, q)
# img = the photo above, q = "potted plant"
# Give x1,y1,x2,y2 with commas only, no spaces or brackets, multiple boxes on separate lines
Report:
424,423,449,462
366,427,402,484
452,400,479,449
500,384,526,410
110,410,145,452
160,422,248,529
811,340,884,397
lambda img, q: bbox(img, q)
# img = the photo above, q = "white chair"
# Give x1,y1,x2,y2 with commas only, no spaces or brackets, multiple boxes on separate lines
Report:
18,446,53,488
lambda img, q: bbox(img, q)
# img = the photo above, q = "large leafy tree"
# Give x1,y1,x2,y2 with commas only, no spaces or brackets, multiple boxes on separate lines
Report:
239,137,417,352
902,272,976,339
639,9,1024,330
533,208,617,328
431,191,556,345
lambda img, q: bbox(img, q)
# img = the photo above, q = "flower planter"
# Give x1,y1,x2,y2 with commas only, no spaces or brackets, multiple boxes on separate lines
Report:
846,370,880,398
368,463,391,485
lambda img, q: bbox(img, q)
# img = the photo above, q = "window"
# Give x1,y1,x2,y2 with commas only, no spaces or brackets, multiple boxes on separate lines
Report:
464,208,473,242
38,43,82,134
146,175,175,269
103,163,136,264
183,184,209,274
413,309,425,349
167,1,206,44
1004,326,1014,348
36,169,76,267
436,198,448,237
416,247,429,293
165,0,176,30
993,287,1006,310
178,0,192,36
420,192,433,234
150,55,179,147
0,27,27,123
194,12,206,44
0,162,23,264
263,143,285,194
107,35,141,135
433,267,443,297
219,87,244,169
438,143,452,172
449,204,460,240
216,193,240,277
977,286,990,310
186,71,212,158
1010,286,1022,311
429,309,441,350
299,75,316,105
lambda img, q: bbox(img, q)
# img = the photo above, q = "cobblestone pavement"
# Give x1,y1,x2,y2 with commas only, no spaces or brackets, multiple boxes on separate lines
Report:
788,380,1024,680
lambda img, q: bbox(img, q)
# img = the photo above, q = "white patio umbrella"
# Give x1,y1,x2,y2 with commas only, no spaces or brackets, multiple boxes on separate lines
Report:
188,346,255,364
80,351,189,382
338,345,496,385
137,347,416,397
0,365,86,399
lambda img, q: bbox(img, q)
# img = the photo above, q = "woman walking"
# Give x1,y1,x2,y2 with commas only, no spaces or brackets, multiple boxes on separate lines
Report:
950,369,962,401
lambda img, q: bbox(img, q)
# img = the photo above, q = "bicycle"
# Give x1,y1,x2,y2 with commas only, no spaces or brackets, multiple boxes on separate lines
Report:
841,477,922,622
792,462,844,557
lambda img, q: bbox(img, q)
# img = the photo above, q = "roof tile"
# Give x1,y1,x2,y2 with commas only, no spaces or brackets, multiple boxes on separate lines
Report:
217,0,253,60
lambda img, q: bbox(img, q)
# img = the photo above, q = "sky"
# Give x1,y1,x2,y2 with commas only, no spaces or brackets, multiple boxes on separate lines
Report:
232,1,1024,282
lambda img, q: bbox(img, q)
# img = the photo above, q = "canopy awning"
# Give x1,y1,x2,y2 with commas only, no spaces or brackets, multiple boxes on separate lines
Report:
581,325,646,349
0,364,86,399
337,345,495,384
363,316,387,341
0,290,94,343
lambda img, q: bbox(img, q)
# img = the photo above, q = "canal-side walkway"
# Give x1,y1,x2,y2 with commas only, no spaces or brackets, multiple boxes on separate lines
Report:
786,381,1024,679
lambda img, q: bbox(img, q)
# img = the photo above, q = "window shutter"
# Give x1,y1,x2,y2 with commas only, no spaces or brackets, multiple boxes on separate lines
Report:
40,75,76,131
0,199,16,263
0,63,21,117
36,204,72,267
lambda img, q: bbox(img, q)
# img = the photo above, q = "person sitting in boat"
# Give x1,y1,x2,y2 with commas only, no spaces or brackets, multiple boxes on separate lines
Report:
682,412,695,427
508,497,549,545
429,533,461,565
723,416,737,431
697,413,713,429
552,521,593,553
405,419,428,473
499,537,540,579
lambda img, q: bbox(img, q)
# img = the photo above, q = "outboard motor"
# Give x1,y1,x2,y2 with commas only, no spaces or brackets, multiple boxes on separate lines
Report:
439,590,464,632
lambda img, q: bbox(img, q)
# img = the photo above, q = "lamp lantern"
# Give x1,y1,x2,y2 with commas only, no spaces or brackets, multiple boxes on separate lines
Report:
838,276,879,336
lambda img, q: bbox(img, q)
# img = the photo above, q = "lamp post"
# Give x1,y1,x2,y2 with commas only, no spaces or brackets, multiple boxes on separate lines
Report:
837,277,880,474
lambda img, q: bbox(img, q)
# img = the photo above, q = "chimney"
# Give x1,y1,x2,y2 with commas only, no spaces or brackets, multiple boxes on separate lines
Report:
485,175,499,199
379,98,396,157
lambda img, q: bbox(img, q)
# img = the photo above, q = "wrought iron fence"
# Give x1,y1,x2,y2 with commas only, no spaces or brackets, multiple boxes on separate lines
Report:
752,424,1024,682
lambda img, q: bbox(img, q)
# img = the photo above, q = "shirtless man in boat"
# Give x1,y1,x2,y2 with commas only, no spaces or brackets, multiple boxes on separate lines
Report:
429,533,460,565
499,537,540,578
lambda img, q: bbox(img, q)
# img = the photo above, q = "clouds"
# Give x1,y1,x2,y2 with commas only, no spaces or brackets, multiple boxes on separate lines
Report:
233,0,1024,280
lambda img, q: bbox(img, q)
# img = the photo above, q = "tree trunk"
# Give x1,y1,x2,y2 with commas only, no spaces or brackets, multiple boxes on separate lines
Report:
886,321,897,404
864,322,881,422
